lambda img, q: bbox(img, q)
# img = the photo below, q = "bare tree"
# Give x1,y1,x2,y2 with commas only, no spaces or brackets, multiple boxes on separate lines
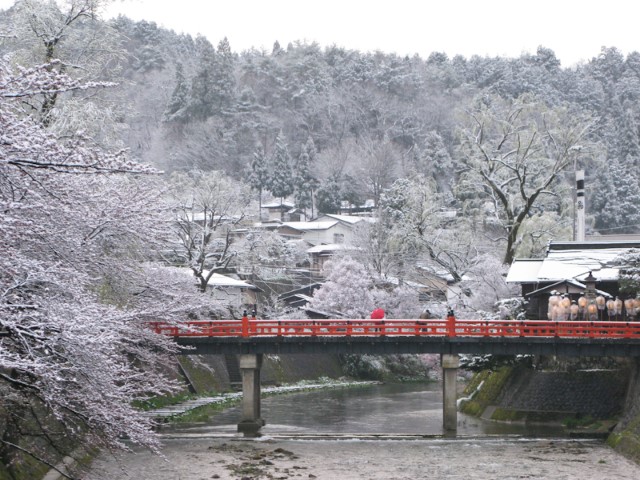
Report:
380,177,476,284
457,94,592,264
355,135,402,207
170,170,251,292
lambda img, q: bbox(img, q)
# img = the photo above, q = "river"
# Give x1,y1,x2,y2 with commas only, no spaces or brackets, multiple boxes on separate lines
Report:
86,383,640,479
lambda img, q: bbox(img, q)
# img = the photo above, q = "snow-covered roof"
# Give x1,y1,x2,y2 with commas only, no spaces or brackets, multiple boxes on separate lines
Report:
505,259,544,283
507,241,640,284
204,272,258,289
380,276,429,290
262,201,295,209
171,267,258,290
306,243,357,254
415,265,462,283
183,212,236,223
318,214,365,224
525,279,612,299
282,221,338,231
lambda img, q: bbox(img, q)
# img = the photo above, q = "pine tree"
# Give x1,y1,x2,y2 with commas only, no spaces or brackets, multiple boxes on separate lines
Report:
316,174,342,214
248,144,269,216
211,37,236,115
591,156,640,233
188,36,216,120
293,136,318,218
163,63,189,123
266,132,294,219
614,248,640,297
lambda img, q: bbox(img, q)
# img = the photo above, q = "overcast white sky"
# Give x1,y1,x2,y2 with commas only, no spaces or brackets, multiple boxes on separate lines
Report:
2,0,639,66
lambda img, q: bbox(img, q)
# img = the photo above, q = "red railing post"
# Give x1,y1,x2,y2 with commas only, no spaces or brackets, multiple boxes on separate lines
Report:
447,310,456,338
241,312,249,338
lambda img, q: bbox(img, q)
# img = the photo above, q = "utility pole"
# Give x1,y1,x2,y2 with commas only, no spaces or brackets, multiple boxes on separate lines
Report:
576,170,585,241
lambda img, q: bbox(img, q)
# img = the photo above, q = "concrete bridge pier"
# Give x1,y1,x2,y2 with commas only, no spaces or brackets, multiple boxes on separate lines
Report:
237,353,265,437
441,353,459,434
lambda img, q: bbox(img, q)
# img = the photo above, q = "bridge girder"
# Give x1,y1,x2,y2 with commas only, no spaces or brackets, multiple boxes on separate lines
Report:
176,336,640,357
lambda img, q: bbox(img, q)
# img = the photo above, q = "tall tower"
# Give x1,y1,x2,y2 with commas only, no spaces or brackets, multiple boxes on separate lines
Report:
576,170,585,241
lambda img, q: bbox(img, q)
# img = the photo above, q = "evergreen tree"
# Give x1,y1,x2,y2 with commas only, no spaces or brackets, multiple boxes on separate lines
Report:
248,143,269,216
591,156,640,233
316,173,342,214
613,248,640,297
266,132,294,219
163,62,189,123
293,136,318,217
210,37,236,115
188,36,216,120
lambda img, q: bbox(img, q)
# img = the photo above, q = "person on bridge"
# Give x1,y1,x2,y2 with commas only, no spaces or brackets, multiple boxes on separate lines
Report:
370,308,385,334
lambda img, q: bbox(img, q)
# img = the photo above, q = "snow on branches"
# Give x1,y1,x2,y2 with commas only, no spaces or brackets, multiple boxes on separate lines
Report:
1,58,151,174
0,55,210,467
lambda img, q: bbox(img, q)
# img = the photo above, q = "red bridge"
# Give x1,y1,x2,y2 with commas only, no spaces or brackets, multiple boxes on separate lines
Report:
150,315,640,437
150,315,640,357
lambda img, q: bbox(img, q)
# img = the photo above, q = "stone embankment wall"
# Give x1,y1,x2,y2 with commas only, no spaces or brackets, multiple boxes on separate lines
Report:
461,364,629,424
177,353,345,393
609,358,640,463
496,368,628,419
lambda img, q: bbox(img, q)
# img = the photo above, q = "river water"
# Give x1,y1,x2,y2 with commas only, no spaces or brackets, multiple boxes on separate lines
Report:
86,383,640,479
186,382,566,437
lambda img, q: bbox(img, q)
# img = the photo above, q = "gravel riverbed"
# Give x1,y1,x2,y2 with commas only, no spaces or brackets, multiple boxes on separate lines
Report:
86,436,640,480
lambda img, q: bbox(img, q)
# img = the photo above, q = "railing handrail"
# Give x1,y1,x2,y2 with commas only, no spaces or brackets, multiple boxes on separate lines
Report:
148,318,640,339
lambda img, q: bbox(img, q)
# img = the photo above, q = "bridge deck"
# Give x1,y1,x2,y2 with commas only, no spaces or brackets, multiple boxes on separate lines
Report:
150,318,640,357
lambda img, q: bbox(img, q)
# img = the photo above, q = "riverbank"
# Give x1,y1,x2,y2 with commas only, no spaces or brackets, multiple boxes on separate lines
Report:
459,365,628,427
82,382,640,479
86,436,640,479
147,378,380,422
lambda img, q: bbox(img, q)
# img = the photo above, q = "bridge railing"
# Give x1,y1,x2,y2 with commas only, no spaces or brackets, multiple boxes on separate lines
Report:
148,318,640,339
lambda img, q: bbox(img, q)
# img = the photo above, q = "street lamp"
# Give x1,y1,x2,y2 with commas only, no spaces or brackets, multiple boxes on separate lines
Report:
583,271,598,320
625,298,635,318
595,295,606,319
570,302,579,320
577,295,588,317
584,271,597,297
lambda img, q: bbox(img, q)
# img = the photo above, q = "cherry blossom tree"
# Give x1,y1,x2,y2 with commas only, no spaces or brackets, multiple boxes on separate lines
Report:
7,0,126,131
309,257,417,319
0,57,211,476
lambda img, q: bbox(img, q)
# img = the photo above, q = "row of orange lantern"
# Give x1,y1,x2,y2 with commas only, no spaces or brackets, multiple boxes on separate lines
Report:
548,294,640,321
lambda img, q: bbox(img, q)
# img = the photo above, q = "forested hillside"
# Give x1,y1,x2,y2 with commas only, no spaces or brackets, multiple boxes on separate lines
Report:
4,4,640,247
105,18,640,238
